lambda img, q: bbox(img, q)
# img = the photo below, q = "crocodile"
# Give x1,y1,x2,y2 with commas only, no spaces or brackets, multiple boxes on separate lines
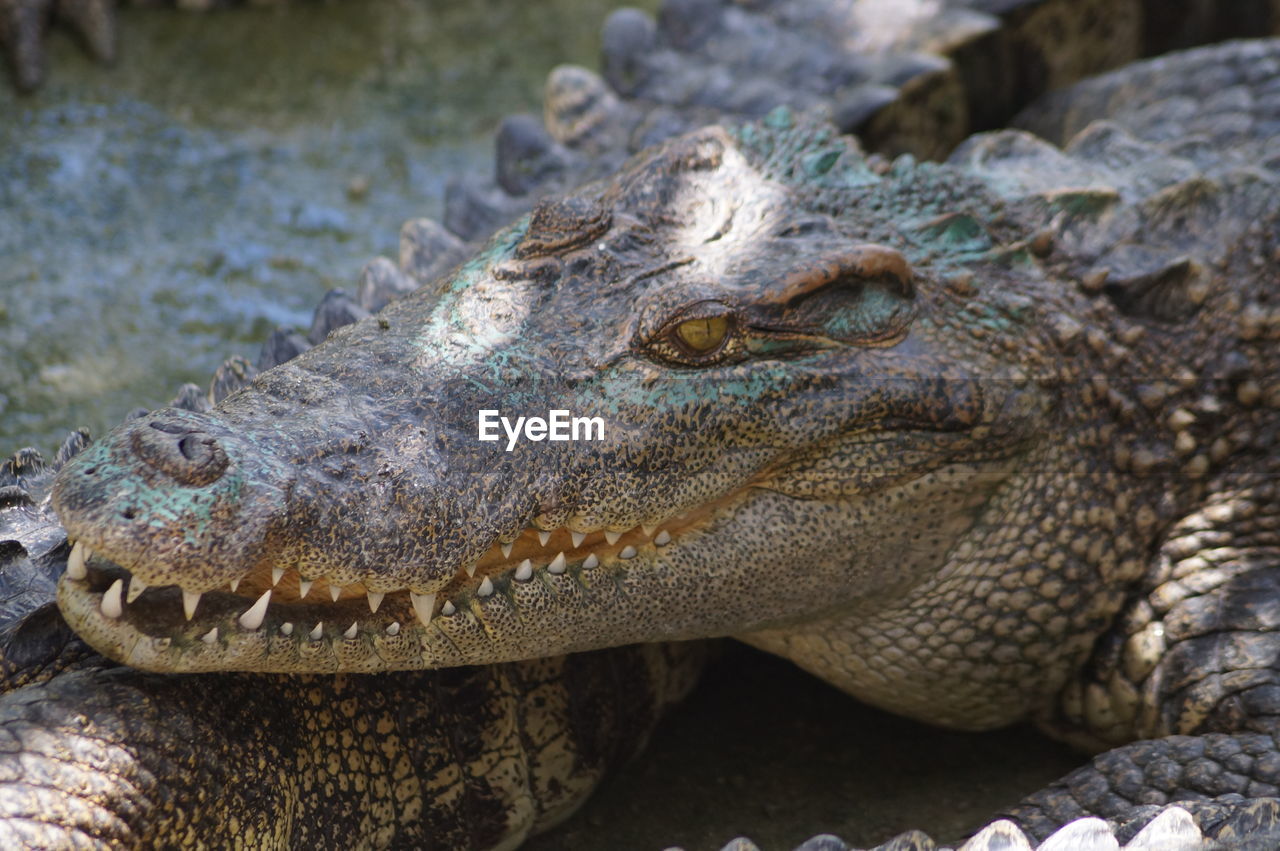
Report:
7,1,1280,849
5,27,1276,850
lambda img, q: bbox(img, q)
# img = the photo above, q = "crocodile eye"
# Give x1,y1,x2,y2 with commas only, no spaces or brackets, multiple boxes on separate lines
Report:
674,315,729,354
643,301,739,366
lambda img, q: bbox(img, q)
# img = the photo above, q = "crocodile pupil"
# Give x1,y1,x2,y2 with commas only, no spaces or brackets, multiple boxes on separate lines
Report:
675,315,728,353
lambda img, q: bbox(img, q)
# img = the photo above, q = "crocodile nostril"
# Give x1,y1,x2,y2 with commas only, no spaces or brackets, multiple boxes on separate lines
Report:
177,434,211,461
130,419,229,487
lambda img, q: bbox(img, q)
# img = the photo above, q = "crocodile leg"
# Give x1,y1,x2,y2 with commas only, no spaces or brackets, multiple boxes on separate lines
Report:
1002,468,1280,841
0,642,706,848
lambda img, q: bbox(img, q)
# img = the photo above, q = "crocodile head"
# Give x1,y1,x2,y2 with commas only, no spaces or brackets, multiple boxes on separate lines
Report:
53,119,1051,673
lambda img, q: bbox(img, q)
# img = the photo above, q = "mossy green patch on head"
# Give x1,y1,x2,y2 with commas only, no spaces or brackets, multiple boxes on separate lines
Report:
803,149,843,179
731,118,878,194
1041,187,1121,218
445,218,530,295
911,212,994,255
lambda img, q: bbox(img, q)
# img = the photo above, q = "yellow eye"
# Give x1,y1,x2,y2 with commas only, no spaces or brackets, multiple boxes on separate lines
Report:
674,315,730,353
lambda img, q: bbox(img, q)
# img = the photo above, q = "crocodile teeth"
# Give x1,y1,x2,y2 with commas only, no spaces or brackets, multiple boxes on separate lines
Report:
329,584,343,602
641,524,656,537
367,591,384,613
271,567,284,586
281,622,294,636
126,576,147,604
548,552,567,575
570,531,586,548
67,541,87,580
101,579,124,619
464,562,477,578
201,627,218,644
410,592,436,627
298,579,314,598
537,530,551,546
514,559,533,582
309,622,323,641
182,589,202,620
604,530,622,545
343,622,358,640
500,541,513,559
441,600,457,616
618,545,637,559
654,530,671,546
238,589,272,631
582,554,599,569
229,577,241,592
386,621,400,636
477,576,494,597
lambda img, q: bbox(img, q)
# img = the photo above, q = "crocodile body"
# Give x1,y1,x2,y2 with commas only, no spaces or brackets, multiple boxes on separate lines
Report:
3,1,1280,849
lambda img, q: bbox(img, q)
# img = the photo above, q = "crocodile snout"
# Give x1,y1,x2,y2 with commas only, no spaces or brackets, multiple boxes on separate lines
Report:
129,419,229,487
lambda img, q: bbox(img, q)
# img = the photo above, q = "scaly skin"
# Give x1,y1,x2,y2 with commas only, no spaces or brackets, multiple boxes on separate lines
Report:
36,35,1280,847
0,446,707,849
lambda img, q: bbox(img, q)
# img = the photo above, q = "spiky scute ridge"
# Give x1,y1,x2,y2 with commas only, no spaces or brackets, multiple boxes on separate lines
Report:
716,798,1280,848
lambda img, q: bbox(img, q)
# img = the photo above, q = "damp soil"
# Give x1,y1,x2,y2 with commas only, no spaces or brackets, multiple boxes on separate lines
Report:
527,643,1079,851
0,0,656,454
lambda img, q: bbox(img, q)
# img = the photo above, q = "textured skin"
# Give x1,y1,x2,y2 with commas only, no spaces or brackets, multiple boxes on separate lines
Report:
32,35,1280,847
0,453,706,849
2,2,1280,849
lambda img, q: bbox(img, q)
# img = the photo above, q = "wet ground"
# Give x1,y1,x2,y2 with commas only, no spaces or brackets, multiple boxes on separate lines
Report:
2,3,1083,848
528,644,1079,850
0,0,652,454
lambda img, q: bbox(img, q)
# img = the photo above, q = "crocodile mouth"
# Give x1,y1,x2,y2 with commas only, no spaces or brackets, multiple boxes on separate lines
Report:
56,495,732,673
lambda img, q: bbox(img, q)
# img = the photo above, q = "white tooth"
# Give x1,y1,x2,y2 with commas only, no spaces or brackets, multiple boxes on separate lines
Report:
201,626,218,644
386,621,401,636
441,600,456,616
619,545,637,559
298,579,313,598
500,541,513,559
570,531,586,548
67,541,87,580
229,577,241,592
410,592,436,627
126,576,147,603
101,579,124,619
464,562,477,578
537,530,551,546
477,576,494,596
238,589,272,631
548,552,567,575
582,553,599,569
309,622,323,641
343,621,358,639
514,559,533,581
329,584,343,602
367,591,385,613
182,589,202,620
641,524,656,537
654,530,671,546
604,530,622,545
271,567,284,586
281,622,294,636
